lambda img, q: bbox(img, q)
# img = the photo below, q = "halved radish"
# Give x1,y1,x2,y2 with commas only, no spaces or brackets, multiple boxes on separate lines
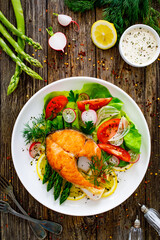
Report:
128,150,140,163
78,93,90,101
109,156,120,166
48,32,67,52
78,156,91,172
81,110,97,125
53,13,80,32
29,142,41,158
63,108,76,123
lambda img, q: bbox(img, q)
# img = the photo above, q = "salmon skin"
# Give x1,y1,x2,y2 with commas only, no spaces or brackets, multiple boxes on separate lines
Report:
46,129,104,197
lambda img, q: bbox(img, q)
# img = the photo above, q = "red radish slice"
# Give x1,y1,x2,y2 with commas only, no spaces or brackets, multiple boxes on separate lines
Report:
53,13,80,32
29,142,41,158
128,150,140,163
62,108,76,123
78,156,91,172
78,93,90,101
109,156,120,166
48,32,67,52
81,110,97,125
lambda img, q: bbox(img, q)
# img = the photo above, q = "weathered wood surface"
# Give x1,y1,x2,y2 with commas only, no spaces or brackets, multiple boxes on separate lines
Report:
0,0,160,239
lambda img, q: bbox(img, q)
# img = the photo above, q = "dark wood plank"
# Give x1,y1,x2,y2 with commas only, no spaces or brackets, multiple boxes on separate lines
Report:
0,0,160,240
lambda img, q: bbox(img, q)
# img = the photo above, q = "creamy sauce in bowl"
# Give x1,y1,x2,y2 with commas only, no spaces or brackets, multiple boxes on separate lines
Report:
120,25,160,66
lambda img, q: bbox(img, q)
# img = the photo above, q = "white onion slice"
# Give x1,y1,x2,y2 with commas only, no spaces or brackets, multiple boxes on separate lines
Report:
109,117,130,143
78,156,91,172
96,106,120,126
109,138,124,146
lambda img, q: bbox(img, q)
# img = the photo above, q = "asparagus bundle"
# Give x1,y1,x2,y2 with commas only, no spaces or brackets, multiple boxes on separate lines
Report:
0,5,43,94
0,11,42,50
0,37,42,80
8,0,25,95
0,24,42,68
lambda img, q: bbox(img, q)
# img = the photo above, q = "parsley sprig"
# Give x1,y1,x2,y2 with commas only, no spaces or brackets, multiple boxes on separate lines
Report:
67,90,79,102
81,121,95,135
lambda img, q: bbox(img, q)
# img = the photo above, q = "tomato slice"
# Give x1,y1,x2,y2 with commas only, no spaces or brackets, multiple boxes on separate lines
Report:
77,98,112,111
97,119,120,143
98,143,131,162
45,96,68,120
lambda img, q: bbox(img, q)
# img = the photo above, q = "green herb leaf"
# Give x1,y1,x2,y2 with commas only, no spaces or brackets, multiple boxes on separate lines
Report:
46,26,54,36
67,90,79,102
81,121,95,135
85,104,90,111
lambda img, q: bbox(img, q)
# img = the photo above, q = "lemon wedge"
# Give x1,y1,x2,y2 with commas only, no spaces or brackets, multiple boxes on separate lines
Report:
36,153,47,180
91,20,117,49
67,185,86,201
113,163,133,172
102,171,117,198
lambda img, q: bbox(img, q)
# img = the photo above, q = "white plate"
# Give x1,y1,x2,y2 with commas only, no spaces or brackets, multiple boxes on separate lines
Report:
11,77,151,216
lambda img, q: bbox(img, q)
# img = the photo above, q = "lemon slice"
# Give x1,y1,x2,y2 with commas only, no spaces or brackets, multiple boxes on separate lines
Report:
91,20,117,50
102,171,117,198
67,185,86,201
36,153,47,180
113,164,133,172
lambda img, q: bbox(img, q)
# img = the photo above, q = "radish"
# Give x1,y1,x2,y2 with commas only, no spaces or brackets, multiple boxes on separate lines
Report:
81,110,97,125
53,13,80,32
29,142,42,158
46,27,67,52
62,108,76,123
109,156,120,166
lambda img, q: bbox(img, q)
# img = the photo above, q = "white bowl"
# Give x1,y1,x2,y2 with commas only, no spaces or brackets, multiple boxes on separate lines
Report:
119,24,160,67
11,77,151,216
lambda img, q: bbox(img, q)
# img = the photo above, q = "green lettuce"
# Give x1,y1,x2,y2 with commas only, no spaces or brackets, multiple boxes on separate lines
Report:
79,83,112,99
124,123,141,153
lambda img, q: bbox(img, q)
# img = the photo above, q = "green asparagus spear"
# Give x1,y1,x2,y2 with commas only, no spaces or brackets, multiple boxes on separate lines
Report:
60,182,72,205
47,171,57,192
0,38,42,80
0,24,42,68
54,174,63,200
0,11,42,50
42,161,52,184
7,0,25,95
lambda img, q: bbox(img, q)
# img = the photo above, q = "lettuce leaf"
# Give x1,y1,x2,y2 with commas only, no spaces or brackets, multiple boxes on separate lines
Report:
108,98,124,111
124,123,141,153
79,83,112,99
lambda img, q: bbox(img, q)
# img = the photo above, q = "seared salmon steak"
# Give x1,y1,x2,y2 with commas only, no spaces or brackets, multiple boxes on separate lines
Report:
46,129,104,199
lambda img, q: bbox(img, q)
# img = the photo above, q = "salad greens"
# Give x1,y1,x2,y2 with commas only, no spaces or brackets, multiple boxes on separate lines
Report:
23,82,142,204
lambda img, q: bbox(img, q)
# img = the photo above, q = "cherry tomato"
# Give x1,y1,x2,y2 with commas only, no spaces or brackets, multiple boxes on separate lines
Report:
45,96,68,120
97,119,120,143
98,143,131,162
77,98,112,111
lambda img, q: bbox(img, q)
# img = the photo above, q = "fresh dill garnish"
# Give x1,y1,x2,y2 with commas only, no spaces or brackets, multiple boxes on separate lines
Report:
67,90,79,102
81,121,95,135
89,151,112,186
23,114,58,144
64,0,160,41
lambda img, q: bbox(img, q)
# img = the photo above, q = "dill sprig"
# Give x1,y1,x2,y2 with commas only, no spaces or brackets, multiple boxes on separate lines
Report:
89,151,112,186
65,0,160,41
23,114,57,144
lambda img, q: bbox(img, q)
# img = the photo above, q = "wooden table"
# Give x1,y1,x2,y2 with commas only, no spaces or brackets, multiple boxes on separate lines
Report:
0,1,160,239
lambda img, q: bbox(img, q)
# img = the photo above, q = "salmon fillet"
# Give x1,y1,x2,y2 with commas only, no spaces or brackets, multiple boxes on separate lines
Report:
46,129,104,196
